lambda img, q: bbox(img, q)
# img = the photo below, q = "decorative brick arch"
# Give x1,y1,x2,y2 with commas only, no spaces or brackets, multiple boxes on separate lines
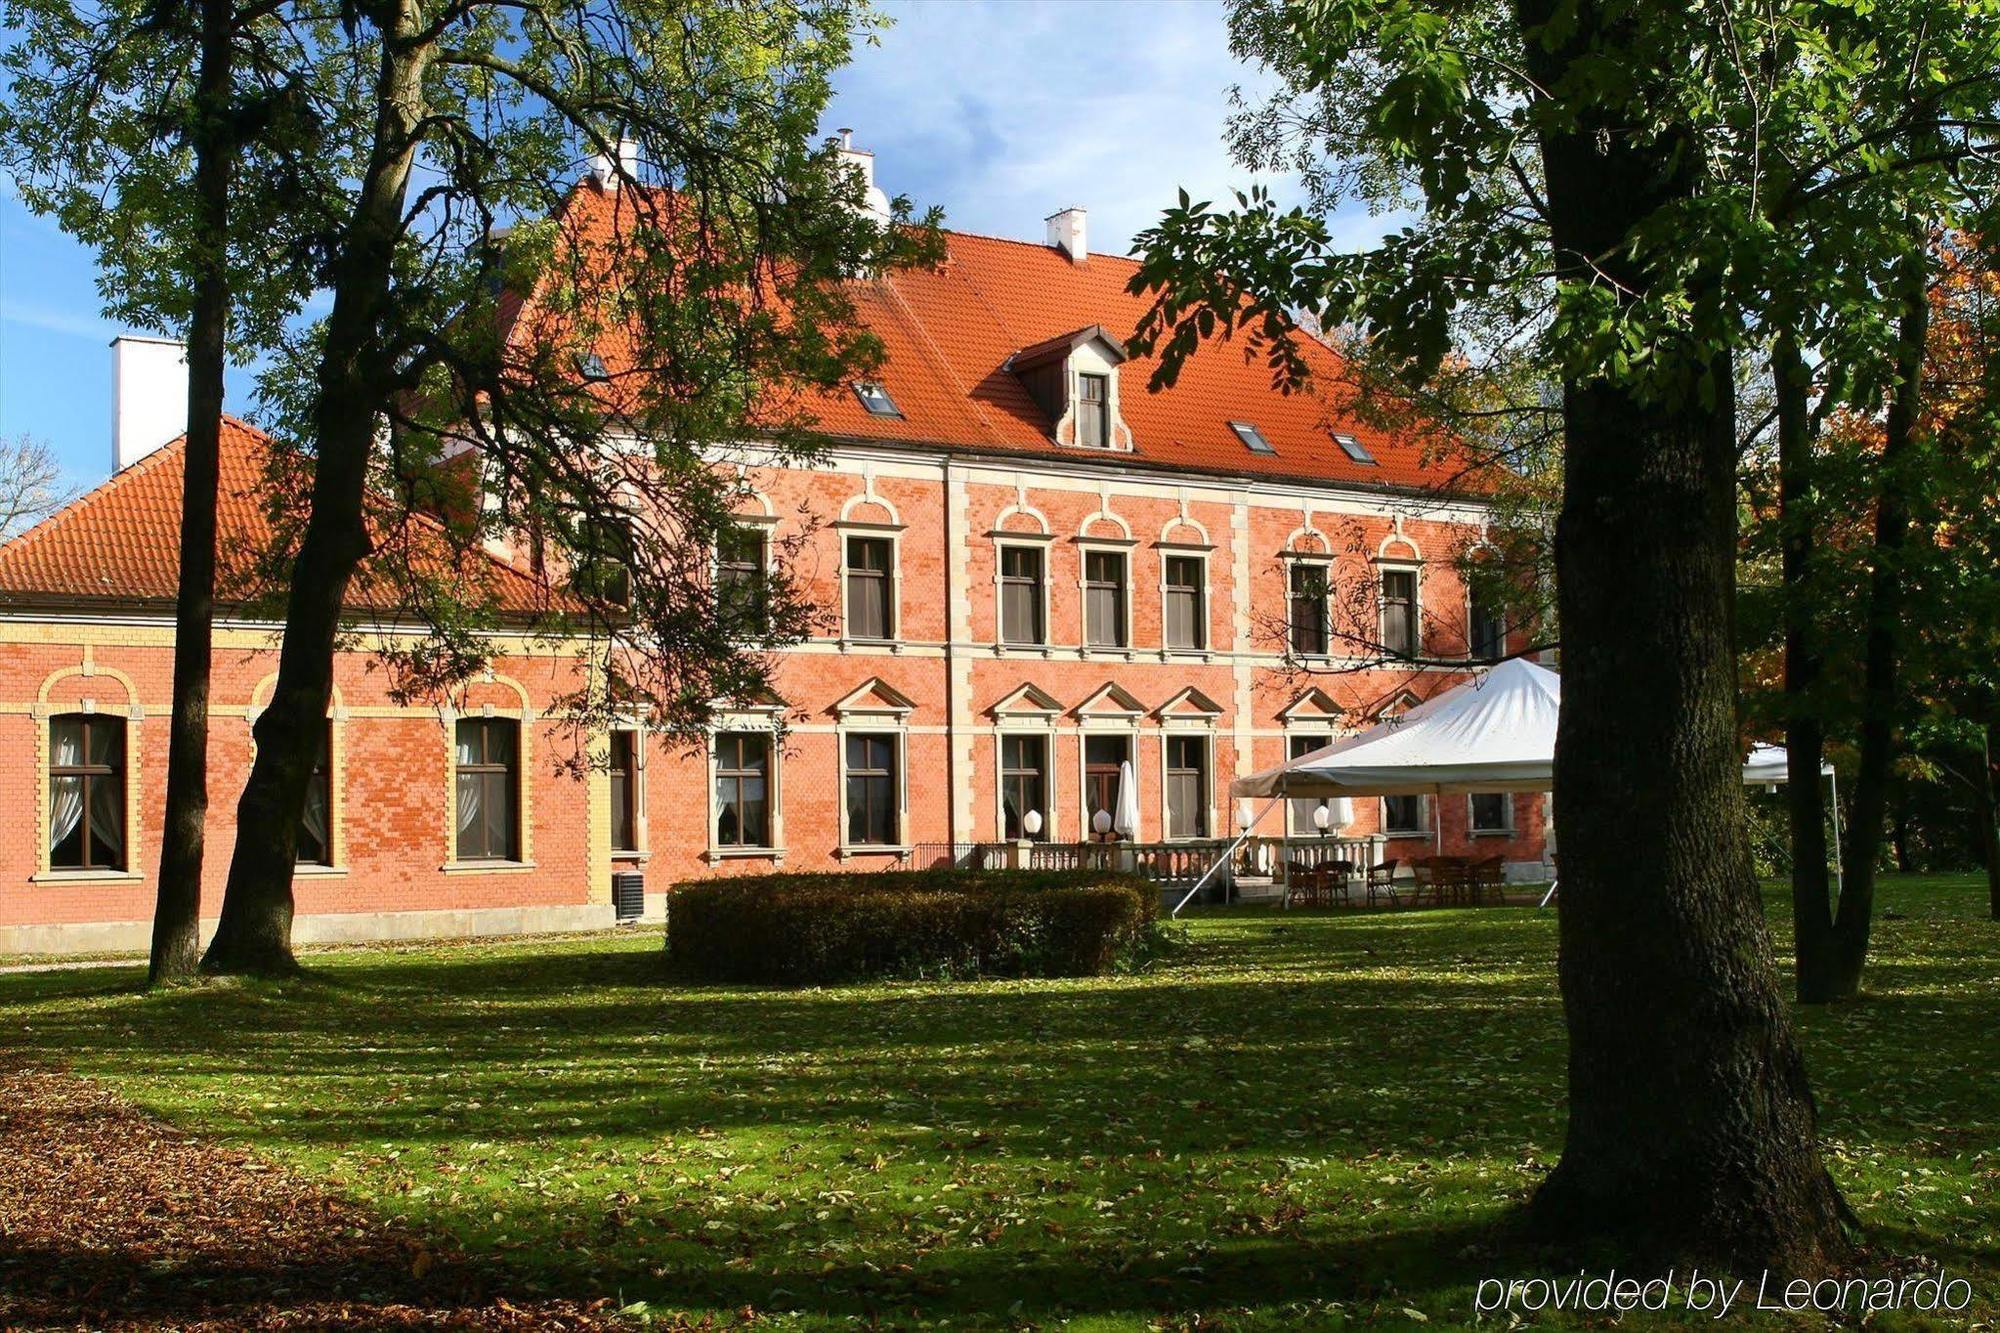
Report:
33,658,144,879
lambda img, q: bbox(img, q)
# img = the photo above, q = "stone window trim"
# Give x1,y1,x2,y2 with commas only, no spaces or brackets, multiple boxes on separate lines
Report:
837,523,903,648
1075,538,1136,656
438,692,535,872
1158,546,1211,657
992,535,1054,653
703,708,786,864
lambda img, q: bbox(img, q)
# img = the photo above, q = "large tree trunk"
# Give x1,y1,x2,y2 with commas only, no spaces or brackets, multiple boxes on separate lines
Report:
1519,0,1848,1272
149,0,234,987
1830,237,1930,996
202,27,429,976
1773,330,1839,1002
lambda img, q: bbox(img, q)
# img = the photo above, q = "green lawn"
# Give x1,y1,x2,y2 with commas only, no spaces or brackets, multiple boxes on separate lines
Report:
4,875,1994,1329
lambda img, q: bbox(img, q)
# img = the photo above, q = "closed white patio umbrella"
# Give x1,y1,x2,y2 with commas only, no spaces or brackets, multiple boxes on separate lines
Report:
1113,760,1140,840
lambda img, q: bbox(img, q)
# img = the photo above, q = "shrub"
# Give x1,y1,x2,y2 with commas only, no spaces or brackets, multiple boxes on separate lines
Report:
665,868,1161,984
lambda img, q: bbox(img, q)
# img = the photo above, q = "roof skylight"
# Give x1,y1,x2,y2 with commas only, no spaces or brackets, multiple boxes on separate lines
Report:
854,382,902,417
1229,421,1276,455
1333,432,1378,465
577,352,610,382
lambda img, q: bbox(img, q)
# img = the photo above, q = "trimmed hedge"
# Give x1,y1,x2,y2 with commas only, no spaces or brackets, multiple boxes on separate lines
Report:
665,868,1160,984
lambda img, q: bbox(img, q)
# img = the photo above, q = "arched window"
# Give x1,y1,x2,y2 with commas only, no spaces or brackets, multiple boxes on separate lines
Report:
50,714,126,871
455,717,521,861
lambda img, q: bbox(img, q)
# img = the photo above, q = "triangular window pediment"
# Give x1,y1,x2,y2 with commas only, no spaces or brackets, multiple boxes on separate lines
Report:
1156,686,1224,720
1074,682,1145,719
991,682,1063,718
1279,687,1342,723
833,677,917,718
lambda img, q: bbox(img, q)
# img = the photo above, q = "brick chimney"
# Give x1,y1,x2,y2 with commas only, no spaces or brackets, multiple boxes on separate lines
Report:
1045,206,1087,262
110,335,188,472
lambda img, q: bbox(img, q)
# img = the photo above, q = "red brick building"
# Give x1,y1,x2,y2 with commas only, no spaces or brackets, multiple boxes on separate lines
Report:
0,179,1544,954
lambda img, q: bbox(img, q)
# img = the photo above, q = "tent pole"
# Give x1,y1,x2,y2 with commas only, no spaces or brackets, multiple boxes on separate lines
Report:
1173,798,1280,919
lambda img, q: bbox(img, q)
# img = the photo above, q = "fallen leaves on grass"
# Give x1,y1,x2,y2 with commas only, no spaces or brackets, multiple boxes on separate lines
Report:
0,1060,619,1330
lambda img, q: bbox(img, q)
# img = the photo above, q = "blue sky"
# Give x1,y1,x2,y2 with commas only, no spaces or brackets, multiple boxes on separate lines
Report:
1,0,1350,492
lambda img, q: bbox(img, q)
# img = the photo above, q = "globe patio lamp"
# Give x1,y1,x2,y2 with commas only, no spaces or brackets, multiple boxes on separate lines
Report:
1092,807,1113,842
1022,809,1042,839
1313,801,1333,838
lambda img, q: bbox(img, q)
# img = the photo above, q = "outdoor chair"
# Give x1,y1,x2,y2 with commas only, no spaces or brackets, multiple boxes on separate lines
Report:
1401,858,1437,909
1469,855,1507,905
1323,858,1357,906
1366,858,1400,907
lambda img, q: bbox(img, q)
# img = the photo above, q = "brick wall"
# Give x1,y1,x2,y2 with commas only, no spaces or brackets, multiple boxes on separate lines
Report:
0,447,1543,951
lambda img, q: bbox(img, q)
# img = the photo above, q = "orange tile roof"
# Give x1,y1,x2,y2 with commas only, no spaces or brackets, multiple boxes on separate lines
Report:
0,417,551,615
541,185,1466,492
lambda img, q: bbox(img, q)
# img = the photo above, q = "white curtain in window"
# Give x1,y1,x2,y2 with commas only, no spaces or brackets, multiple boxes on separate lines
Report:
87,774,122,861
457,774,480,845
48,724,84,855
301,781,329,851
49,777,83,855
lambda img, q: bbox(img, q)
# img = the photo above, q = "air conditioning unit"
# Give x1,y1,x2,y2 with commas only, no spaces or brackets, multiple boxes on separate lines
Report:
612,871,644,922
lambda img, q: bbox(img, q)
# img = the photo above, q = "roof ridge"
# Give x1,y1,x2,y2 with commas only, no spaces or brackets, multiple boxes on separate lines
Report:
937,225,1140,269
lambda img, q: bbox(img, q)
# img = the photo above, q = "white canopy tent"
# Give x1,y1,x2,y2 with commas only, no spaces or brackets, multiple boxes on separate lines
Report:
1169,659,1842,915
1234,658,1563,800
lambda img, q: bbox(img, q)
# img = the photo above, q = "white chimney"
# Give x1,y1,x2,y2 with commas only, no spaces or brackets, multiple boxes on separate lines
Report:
111,335,188,471
1046,206,1087,262
835,128,892,226
588,135,640,189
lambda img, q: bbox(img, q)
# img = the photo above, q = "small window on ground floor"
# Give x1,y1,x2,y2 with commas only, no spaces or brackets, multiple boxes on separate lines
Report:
1382,794,1427,835
298,721,332,866
610,729,639,852
1470,792,1512,834
49,713,125,871
1001,733,1049,840
1083,733,1131,837
844,733,899,846
455,717,521,862
715,731,771,849
1165,734,1209,839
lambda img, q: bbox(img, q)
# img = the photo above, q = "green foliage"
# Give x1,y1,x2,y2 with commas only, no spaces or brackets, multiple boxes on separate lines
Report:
666,869,1161,984
0,878,1993,1327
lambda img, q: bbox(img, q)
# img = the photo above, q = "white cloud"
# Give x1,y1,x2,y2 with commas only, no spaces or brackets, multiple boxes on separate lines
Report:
827,0,1300,256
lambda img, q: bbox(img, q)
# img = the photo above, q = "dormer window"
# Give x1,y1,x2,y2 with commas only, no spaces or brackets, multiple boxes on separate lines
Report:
854,382,902,417
1077,374,1109,448
578,352,610,382
1004,324,1130,451
1334,432,1378,465
1230,421,1275,455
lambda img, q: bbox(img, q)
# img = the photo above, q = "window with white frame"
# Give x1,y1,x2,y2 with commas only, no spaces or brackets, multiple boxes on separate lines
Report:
1165,734,1210,839
844,535,895,640
1163,555,1205,650
1380,567,1419,658
714,731,772,849
1289,562,1330,656
1286,732,1332,835
999,545,1046,645
1084,549,1128,648
1082,732,1131,837
716,527,769,634
1077,372,1111,448
1469,580,1505,662
1470,792,1512,834
1001,734,1049,840
844,733,900,846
